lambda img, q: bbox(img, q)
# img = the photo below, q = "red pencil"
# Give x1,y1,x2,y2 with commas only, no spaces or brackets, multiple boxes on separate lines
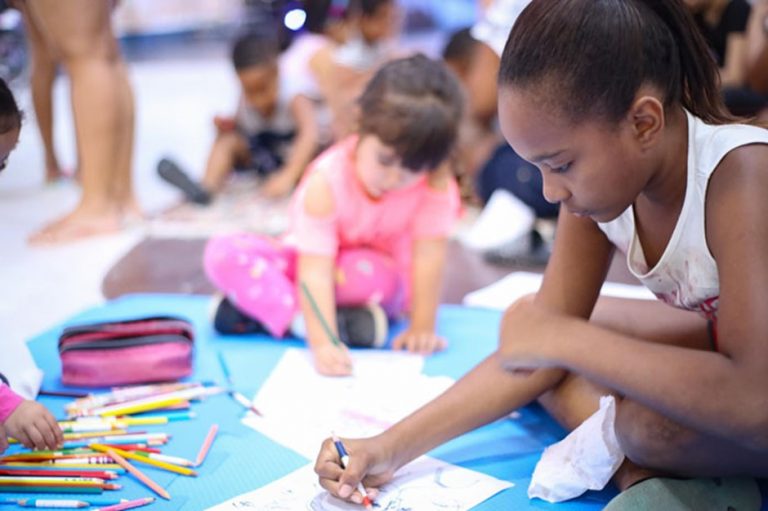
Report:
0,469,117,480
194,424,218,467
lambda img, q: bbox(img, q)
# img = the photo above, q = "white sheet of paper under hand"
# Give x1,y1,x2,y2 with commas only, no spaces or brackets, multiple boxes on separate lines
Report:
528,395,625,503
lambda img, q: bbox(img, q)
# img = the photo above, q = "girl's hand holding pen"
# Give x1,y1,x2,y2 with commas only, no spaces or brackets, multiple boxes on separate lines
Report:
315,435,395,506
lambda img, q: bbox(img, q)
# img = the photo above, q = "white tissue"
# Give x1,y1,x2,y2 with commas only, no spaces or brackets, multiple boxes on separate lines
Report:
528,395,625,503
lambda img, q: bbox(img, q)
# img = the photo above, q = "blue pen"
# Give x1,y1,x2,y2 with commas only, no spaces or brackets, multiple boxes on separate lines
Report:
331,433,373,510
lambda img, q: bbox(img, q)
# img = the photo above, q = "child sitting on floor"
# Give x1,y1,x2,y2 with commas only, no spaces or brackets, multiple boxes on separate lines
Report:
204,54,464,376
0,78,64,453
314,0,768,509
158,32,322,203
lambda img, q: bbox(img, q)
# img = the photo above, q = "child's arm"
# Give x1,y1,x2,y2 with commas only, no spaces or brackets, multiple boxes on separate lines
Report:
498,146,768,449
297,173,353,376
391,237,448,354
299,253,353,376
1,385,63,452
393,165,460,353
262,95,320,198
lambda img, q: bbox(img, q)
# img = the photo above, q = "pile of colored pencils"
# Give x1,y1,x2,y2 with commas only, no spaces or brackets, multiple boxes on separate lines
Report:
0,382,221,509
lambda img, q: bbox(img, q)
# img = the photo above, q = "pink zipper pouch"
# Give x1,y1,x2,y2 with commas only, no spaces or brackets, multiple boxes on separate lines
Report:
58,316,194,387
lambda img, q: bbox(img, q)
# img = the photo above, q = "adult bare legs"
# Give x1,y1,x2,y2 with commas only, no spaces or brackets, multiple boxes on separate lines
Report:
26,0,139,244
15,0,65,182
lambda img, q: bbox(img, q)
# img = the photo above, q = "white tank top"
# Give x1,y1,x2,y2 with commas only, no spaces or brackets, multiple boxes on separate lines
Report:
598,111,768,320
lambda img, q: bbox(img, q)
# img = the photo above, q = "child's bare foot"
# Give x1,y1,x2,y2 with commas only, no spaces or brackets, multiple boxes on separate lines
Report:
28,206,143,246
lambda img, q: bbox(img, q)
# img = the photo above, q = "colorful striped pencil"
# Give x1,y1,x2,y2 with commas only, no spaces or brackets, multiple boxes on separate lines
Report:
90,445,196,477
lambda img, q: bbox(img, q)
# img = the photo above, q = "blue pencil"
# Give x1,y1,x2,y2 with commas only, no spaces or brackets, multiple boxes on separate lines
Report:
217,352,233,386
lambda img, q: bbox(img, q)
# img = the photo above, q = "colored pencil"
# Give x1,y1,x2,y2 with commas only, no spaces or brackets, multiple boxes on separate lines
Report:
38,390,89,399
134,451,194,468
0,465,125,474
0,463,124,471
96,496,155,511
98,449,170,501
194,425,218,467
217,351,233,386
11,499,130,508
90,445,196,477
0,486,103,494
228,391,263,417
300,281,343,347
0,470,117,480
0,477,117,488
125,411,195,422
14,499,90,508
96,397,188,417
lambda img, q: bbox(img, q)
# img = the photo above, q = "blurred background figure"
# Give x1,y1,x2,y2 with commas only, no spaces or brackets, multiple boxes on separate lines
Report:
11,0,70,183
684,0,768,117
157,31,323,202
18,0,138,245
746,0,768,117
310,0,401,138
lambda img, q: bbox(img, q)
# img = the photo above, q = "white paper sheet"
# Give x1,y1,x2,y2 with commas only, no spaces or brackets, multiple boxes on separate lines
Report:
242,349,454,460
205,457,513,511
463,271,655,310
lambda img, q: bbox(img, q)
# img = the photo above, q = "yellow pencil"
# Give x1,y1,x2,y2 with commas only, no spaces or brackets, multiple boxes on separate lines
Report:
98,397,187,417
89,445,197,477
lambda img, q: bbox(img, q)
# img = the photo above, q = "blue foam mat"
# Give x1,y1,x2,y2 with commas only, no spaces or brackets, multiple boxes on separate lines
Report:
12,294,764,510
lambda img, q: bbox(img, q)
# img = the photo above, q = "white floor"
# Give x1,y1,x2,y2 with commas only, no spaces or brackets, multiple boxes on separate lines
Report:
0,33,447,397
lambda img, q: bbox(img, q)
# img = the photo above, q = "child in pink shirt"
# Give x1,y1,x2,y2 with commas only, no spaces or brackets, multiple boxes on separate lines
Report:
204,54,464,375
0,79,64,453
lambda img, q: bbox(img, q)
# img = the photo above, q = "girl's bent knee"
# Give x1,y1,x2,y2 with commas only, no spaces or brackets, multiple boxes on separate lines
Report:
615,400,695,470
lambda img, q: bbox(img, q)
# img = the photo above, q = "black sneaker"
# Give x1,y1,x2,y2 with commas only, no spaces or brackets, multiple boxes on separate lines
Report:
211,296,269,335
157,158,212,205
336,303,388,348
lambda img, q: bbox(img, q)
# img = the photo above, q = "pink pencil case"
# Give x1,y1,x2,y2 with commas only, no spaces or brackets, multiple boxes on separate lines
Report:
58,316,194,387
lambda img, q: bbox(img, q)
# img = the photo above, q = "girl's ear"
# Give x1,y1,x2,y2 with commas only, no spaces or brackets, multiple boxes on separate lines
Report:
627,95,665,150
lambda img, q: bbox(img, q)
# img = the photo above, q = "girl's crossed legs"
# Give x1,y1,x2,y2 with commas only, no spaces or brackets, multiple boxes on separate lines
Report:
536,297,768,493
204,232,404,337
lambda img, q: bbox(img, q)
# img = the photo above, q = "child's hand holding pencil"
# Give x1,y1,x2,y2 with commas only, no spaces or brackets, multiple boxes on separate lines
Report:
315,435,396,508
300,281,353,376
312,343,353,377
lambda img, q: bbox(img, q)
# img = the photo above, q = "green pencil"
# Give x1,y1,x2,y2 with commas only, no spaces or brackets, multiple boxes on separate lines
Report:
299,281,343,348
